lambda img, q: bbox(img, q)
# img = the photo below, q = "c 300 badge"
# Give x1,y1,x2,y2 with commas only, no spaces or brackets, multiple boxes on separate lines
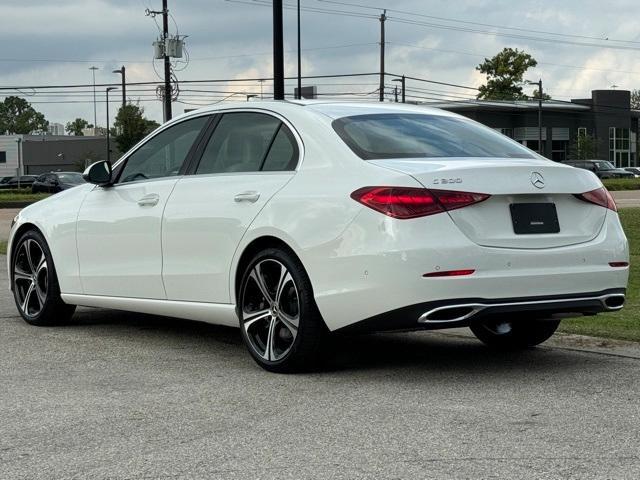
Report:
433,178,463,185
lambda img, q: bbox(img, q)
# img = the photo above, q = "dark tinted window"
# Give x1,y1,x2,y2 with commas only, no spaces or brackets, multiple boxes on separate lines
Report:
57,173,84,184
0,151,6,164
196,113,281,174
262,126,298,171
332,113,536,160
119,116,208,183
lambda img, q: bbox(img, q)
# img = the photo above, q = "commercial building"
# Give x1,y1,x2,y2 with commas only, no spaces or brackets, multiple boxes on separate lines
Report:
437,89,640,166
0,135,107,177
47,123,66,136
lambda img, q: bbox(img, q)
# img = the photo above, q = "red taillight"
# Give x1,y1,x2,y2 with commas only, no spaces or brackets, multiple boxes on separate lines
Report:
423,269,476,277
350,187,490,219
575,187,617,212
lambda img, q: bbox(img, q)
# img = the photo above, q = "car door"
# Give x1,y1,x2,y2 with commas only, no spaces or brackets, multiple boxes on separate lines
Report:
162,111,300,303
76,115,211,299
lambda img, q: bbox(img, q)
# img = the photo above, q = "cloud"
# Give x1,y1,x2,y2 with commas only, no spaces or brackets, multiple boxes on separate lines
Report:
1,0,639,124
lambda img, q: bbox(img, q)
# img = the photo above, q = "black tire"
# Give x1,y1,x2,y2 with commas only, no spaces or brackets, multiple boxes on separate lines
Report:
11,229,76,326
470,318,560,350
237,247,326,373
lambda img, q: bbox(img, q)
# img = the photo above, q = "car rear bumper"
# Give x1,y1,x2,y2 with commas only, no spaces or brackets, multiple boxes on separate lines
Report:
335,288,626,333
305,209,629,331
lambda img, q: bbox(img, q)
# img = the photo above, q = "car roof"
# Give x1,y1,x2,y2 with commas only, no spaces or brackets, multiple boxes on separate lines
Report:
175,100,456,122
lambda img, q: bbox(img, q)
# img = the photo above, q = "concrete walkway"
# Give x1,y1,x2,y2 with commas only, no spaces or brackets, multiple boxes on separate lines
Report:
612,190,640,208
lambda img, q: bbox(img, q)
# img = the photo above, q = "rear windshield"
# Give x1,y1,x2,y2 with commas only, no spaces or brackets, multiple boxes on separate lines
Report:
332,113,536,160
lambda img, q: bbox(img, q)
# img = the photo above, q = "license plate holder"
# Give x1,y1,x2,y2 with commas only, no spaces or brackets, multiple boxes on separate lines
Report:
510,203,560,234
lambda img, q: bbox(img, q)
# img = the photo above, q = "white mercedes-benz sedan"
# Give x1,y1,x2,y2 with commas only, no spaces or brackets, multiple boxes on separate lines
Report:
7,101,629,372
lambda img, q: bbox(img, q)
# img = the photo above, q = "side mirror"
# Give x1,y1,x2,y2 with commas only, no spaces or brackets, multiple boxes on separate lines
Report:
83,161,113,186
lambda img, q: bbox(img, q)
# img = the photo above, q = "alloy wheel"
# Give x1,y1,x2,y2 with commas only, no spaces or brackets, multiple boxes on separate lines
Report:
13,238,48,318
241,259,300,362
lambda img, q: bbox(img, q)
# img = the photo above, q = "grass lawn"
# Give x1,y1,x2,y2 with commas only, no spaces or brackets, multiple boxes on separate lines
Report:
559,207,640,342
602,178,640,191
0,240,6,255
0,191,49,203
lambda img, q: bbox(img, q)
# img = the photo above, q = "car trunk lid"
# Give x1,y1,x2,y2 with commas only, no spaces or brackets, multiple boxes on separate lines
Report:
370,157,607,249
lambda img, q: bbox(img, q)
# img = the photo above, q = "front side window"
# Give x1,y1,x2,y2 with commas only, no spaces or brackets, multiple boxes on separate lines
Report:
332,113,537,160
196,112,292,174
118,116,208,183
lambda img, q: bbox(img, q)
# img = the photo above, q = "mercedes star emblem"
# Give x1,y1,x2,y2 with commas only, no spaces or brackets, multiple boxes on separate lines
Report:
531,171,545,189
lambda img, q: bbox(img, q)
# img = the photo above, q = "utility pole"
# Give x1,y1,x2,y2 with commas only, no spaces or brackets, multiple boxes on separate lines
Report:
113,66,127,108
162,0,172,121
297,0,301,99
401,75,405,103
379,10,386,102
273,0,285,100
89,66,98,131
394,85,398,102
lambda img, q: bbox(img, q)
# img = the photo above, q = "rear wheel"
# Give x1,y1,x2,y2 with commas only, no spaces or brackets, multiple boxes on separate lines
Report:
12,229,76,326
470,318,560,349
238,248,325,373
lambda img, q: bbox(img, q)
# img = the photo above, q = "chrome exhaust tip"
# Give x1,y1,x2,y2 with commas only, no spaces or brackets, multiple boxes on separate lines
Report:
601,293,625,310
418,304,485,324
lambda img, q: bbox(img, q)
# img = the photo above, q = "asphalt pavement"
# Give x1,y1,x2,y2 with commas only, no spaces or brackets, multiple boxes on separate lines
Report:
1,256,639,479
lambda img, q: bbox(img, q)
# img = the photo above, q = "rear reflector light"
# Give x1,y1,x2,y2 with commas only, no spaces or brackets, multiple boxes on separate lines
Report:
350,187,490,219
609,262,629,268
423,269,476,277
574,187,617,212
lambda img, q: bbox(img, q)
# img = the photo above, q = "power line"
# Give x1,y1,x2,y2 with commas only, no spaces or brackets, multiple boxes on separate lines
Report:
316,0,640,45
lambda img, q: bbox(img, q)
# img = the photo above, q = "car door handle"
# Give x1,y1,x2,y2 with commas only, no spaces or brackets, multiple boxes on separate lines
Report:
234,191,260,203
137,193,160,207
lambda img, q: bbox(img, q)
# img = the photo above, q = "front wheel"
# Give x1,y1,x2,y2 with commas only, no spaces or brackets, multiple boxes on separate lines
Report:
12,229,76,326
470,318,560,350
238,248,326,373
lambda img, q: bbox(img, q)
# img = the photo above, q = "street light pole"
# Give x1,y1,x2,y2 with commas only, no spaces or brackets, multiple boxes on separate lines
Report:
537,79,543,156
113,66,126,108
106,87,117,164
89,66,99,131
392,76,405,103
526,78,544,156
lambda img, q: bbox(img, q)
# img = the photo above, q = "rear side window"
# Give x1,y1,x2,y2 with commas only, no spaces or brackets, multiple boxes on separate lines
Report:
262,126,298,171
196,113,299,174
332,113,536,160
197,113,279,174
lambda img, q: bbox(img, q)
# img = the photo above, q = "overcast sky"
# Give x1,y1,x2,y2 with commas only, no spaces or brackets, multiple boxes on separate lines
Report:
1,0,639,126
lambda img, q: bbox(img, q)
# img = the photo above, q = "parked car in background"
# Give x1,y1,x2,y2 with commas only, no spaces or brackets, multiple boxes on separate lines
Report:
0,175,38,189
31,172,86,194
563,160,634,179
623,167,640,178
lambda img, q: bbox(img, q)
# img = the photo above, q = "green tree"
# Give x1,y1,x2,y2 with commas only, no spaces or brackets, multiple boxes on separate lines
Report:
631,89,640,110
569,134,597,160
0,96,49,134
476,48,538,100
531,89,552,101
66,118,89,136
111,104,160,153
